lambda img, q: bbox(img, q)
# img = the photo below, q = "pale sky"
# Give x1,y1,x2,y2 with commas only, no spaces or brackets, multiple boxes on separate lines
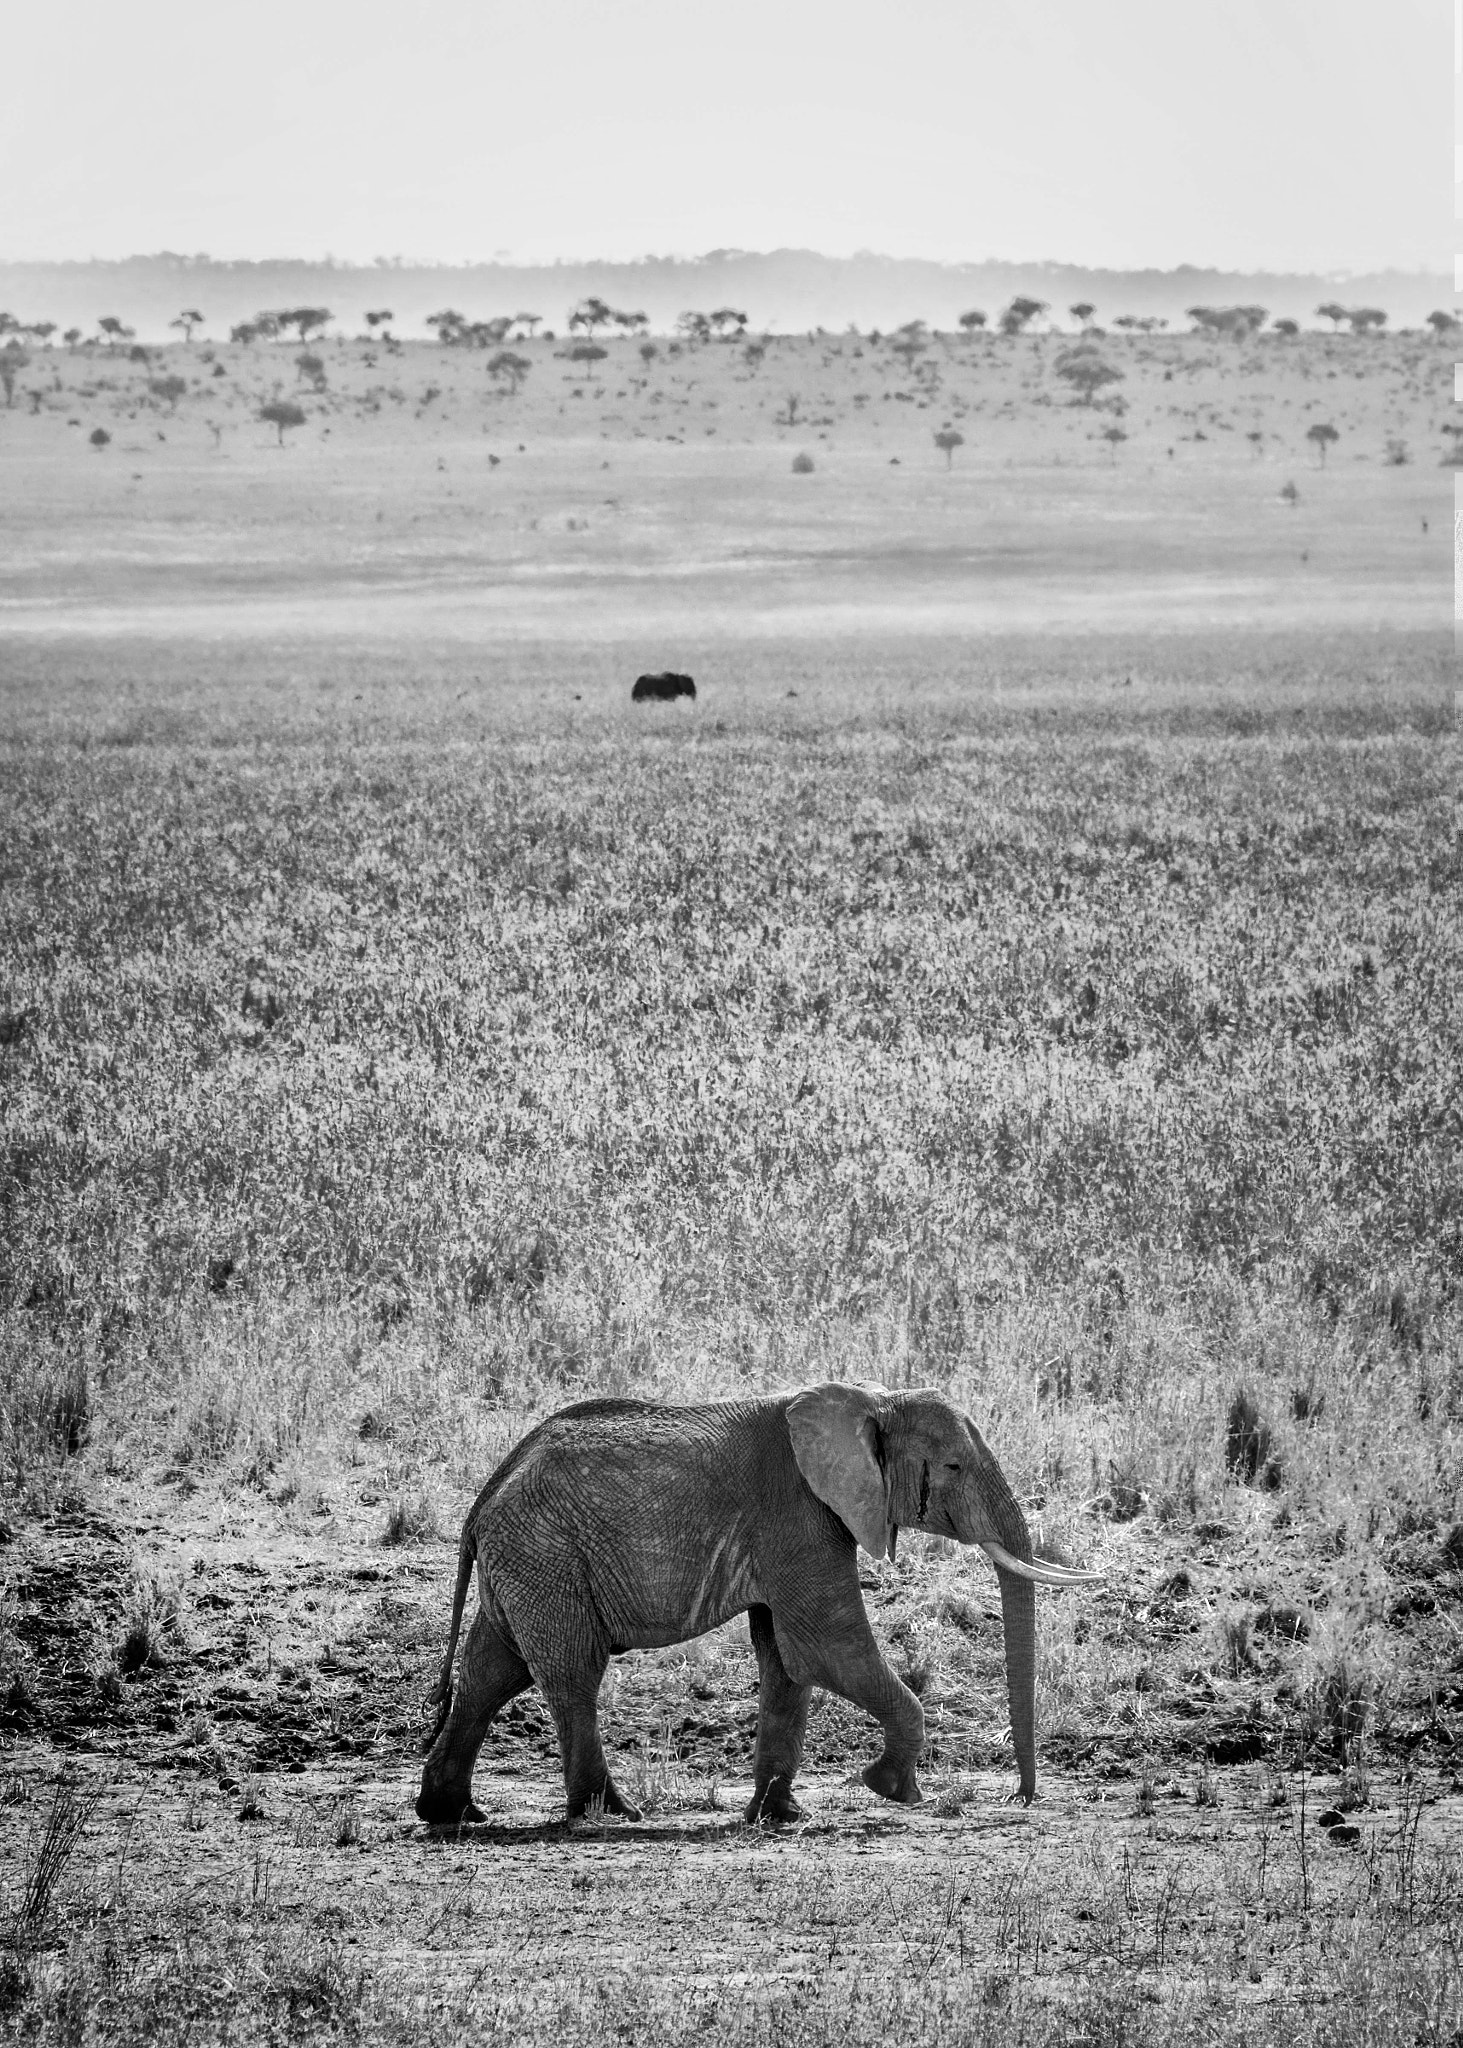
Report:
4,0,1448,272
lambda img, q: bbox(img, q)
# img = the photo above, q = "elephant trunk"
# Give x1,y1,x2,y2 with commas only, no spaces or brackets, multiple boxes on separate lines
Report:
963,1457,1039,1803
996,1566,1038,1804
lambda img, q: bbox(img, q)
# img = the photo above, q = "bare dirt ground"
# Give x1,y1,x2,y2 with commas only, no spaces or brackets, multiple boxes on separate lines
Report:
4,1458,1462,2041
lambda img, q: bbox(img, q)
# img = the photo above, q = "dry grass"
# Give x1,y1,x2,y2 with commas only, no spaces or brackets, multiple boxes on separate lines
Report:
0,628,1458,2045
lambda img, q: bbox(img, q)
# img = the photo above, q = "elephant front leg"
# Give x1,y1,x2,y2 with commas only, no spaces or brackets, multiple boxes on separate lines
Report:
745,1604,812,1823
537,1660,643,1822
778,1606,926,1806
417,1608,532,1826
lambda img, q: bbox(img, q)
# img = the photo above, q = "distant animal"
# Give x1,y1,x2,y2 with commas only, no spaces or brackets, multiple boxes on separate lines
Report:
632,671,695,703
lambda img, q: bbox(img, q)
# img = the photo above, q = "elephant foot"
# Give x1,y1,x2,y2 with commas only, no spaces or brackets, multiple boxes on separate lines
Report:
862,1756,922,1806
416,1788,488,1827
744,1776,805,1825
567,1775,642,1823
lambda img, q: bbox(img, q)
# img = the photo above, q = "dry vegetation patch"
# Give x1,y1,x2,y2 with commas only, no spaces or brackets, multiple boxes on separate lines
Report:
0,629,1459,2042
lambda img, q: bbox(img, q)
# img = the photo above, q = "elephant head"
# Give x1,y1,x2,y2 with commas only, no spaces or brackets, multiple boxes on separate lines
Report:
786,1382,1095,1803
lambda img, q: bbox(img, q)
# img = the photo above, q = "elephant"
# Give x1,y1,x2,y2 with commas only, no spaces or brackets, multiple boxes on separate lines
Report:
631,670,696,702
416,1384,1097,1828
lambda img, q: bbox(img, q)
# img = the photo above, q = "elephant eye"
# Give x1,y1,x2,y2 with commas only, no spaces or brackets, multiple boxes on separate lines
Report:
944,1460,962,1475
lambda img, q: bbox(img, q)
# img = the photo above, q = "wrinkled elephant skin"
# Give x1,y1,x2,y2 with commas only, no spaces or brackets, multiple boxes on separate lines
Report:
416,1385,1093,1828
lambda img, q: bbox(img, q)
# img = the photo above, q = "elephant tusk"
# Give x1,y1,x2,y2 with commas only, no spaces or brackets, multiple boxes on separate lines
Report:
981,1540,1104,1587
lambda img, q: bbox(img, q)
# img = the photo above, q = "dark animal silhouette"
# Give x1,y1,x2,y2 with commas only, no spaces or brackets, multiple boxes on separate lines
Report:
632,671,696,703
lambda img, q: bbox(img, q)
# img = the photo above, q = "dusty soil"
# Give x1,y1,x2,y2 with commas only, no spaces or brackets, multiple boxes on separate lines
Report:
4,1467,1462,2030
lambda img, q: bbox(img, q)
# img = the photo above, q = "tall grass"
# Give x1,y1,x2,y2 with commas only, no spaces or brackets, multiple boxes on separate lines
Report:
1,635,1457,1535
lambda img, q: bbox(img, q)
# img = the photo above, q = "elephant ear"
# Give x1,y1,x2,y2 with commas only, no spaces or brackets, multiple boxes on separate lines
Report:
786,1383,891,1559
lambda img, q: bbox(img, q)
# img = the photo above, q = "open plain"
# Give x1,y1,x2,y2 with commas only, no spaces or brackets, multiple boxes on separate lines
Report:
1,323,1460,2045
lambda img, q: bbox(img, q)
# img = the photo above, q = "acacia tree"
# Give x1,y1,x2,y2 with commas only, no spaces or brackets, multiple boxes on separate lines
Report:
675,310,711,344
708,308,748,337
1306,422,1339,466
170,309,205,342
0,345,28,407
568,297,613,337
1272,318,1299,337
97,316,133,347
1426,310,1459,337
1348,307,1387,335
148,374,187,410
1316,301,1348,331
565,341,608,376
999,297,1047,335
957,309,987,333
260,399,306,446
933,427,964,468
63,328,82,350
364,309,395,336
28,321,56,346
1069,301,1096,327
487,350,531,393
427,309,467,344
295,352,327,389
1054,346,1124,405
513,312,542,337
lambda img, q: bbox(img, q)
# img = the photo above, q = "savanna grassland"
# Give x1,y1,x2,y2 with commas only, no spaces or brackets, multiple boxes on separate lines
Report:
0,320,1460,2046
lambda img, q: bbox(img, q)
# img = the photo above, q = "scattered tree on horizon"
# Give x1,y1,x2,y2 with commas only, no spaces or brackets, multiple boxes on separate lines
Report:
568,297,614,338
0,344,28,407
513,313,542,337
1426,310,1459,337
1069,302,1096,327
1306,422,1339,466
999,296,1047,335
675,311,711,344
1316,301,1348,331
170,310,205,343
427,309,467,343
364,309,394,335
63,327,82,350
708,308,748,337
487,349,531,393
260,399,306,446
957,309,987,333
933,427,964,468
1347,307,1387,335
1187,305,1267,340
28,321,56,346
1272,318,1299,338
97,317,133,347
1054,345,1124,405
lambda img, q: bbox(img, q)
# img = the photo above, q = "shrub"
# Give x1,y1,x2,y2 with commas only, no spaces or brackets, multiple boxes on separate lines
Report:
791,451,814,474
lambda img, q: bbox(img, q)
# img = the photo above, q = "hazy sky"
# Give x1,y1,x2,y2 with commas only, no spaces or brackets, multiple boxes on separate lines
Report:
4,0,1447,271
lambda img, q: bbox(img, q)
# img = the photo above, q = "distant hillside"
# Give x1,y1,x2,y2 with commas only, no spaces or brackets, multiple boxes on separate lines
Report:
0,251,1450,342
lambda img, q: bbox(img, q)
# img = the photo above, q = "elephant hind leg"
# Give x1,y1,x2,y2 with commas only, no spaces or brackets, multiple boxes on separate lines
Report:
417,1608,531,1826
536,1659,642,1821
745,1604,811,1824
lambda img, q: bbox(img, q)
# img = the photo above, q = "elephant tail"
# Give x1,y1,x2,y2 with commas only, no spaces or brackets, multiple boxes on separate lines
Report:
424,1532,477,1749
